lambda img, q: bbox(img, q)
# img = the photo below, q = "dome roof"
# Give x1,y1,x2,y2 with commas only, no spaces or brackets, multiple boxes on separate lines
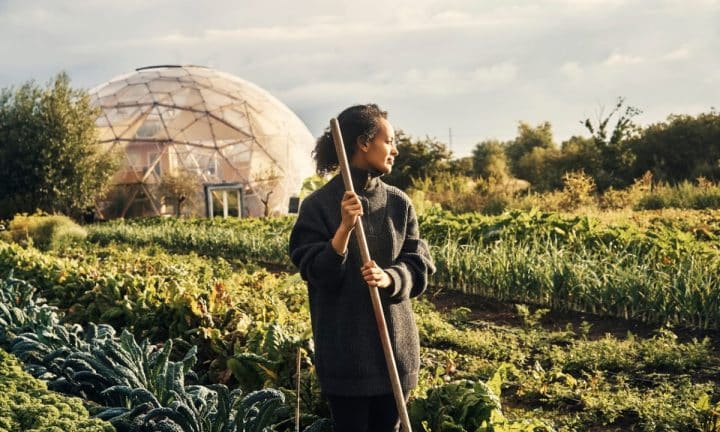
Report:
89,65,316,218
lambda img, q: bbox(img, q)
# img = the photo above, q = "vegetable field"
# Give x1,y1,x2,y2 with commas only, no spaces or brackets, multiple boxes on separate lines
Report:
1,209,720,431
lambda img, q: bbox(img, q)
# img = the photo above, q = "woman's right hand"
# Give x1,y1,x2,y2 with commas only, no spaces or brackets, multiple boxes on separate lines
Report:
340,191,363,231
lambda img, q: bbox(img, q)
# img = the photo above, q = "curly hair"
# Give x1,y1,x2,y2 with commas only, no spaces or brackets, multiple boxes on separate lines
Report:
313,104,388,175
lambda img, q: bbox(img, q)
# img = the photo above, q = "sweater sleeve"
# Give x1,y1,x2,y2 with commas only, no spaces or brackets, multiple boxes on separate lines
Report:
384,203,436,301
289,197,347,290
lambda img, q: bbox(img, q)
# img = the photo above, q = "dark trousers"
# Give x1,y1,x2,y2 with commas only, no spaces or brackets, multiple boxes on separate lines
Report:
326,393,404,432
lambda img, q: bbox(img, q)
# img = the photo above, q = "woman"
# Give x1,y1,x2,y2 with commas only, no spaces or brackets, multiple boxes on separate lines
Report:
289,104,435,432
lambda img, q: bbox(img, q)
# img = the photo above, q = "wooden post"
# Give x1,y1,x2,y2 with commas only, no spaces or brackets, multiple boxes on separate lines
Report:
222,190,229,218
330,118,412,432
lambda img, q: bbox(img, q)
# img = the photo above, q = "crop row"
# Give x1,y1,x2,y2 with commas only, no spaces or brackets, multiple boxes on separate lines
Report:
86,210,720,329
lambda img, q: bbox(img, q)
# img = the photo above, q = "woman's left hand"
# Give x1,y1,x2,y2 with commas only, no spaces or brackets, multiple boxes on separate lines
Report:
361,260,392,289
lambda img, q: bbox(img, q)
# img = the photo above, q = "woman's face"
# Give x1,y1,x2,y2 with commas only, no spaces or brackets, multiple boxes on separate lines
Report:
355,117,398,174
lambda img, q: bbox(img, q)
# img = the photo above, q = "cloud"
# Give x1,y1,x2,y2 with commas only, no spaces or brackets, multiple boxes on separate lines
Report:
1,0,719,156
560,62,584,80
661,46,692,61
603,53,646,66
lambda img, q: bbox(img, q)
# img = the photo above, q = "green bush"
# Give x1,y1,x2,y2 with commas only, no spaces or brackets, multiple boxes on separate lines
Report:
0,347,113,432
2,213,87,251
636,193,666,210
558,170,597,211
481,194,510,215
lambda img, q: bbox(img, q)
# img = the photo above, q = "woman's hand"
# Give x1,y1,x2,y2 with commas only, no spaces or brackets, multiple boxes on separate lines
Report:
340,191,362,231
332,191,362,255
361,260,392,289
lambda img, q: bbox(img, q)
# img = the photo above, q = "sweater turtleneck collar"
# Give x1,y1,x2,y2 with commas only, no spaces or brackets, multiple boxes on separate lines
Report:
349,165,383,192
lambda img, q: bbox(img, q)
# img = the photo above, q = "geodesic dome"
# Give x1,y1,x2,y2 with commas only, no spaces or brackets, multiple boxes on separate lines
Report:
89,65,315,218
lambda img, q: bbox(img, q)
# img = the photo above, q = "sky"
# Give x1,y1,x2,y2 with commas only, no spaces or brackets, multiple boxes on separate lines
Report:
1,0,719,157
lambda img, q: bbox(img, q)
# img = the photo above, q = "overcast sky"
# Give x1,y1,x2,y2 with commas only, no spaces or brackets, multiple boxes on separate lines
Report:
1,0,718,157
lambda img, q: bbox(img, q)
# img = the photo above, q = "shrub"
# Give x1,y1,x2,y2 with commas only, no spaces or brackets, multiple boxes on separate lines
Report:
600,187,634,210
635,193,666,210
2,213,87,251
481,195,510,215
558,170,597,211
634,177,720,210
410,174,517,215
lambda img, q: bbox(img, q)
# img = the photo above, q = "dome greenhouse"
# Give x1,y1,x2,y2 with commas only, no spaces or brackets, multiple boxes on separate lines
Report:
90,65,315,218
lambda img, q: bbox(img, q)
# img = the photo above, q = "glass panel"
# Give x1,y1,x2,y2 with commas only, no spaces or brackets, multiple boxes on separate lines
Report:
181,117,213,142
148,78,180,93
135,118,165,139
217,108,249,132
115,83,150,102
152,92,173,105
192,76,212,88
190,67,214,78
147,151,163,179
97,127,117,142
221,141,253,160
208,118,244,141
97,94,119,107
165,110,199,139
171,87,203,107
200,88,235,111
126,73,152,85
156,67,188,78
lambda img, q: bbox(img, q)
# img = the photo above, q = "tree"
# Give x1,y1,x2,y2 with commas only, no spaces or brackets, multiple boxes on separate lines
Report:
250,167,282,217
582,97,641,189
516,146,562,191
505,121,555,176
471,140,510,180
158,170,202,216
629,111,720,183
382,131,452,190
554,135,603,185
0,73,118,219
299,174,330,199
582,97,641,148
448,156,475,177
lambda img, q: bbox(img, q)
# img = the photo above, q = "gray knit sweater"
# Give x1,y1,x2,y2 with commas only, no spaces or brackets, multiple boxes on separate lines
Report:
289,168,435,396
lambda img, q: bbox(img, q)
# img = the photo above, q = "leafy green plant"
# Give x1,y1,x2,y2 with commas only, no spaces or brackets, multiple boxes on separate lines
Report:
409,379,501,431
0,275,329,432
0,347,114,432
696,394,720,432
410,365,553,432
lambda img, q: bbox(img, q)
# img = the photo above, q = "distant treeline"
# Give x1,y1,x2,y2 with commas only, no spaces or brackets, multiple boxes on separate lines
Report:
385,99,720,193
